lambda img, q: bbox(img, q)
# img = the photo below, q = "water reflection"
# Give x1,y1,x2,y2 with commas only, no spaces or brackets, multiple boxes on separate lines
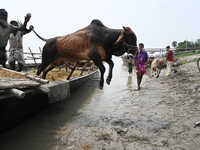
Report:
127,75,133,86
145,66,152,78
121,63,128,72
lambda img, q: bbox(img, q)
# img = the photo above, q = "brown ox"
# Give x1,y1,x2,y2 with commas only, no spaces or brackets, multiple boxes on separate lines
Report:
33,19,137,89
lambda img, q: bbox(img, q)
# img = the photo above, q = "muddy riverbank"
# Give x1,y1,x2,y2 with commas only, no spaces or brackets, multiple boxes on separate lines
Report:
53,62,200,150
0,58,200,150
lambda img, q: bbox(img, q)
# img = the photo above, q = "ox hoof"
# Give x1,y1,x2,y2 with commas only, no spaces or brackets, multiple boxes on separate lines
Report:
99,85,103,90
106,78,111,85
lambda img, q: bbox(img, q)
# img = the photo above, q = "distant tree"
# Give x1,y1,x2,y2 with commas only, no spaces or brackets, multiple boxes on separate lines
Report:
191,41,194,47
177,40,192,48
195,42,200,47
175,38,200,49
196,38,200,43
172,41,177,47
195,38,200,47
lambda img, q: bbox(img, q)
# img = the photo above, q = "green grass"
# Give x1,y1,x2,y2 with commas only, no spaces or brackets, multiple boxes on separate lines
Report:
176,58,198,66
176,51,200,58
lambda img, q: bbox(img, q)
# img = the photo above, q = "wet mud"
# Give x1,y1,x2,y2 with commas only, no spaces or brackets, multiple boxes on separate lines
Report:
0,58,200,150
53,62,200,150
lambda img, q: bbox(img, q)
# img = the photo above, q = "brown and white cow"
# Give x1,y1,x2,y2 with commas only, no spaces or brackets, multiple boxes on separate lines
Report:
33,19,137,89
151,57,166,78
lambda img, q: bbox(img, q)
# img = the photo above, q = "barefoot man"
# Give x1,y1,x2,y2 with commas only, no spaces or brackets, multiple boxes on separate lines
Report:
134,43,148,91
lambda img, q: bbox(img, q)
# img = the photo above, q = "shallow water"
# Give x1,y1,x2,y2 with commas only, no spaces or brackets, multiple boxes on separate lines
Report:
0,57,151,150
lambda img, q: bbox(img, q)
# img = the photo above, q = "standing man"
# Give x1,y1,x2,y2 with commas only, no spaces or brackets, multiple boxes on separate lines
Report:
134,43,148,91
0,8,31,68
165,46,176,77
8,21,33,71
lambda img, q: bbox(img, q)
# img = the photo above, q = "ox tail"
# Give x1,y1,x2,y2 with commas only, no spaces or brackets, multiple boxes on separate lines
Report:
32,29,50,42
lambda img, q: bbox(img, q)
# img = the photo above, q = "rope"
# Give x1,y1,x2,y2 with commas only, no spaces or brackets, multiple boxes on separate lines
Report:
123,40,137,54
122,40,137,59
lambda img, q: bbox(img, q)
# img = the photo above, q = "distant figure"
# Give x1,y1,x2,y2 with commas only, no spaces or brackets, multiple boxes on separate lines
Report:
134,43,148,91
165,46,176,77
8,21,33,71
127,55,133,74
0,8,31,68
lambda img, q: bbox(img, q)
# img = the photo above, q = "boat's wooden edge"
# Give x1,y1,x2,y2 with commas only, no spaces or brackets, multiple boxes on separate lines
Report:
0,68,99,134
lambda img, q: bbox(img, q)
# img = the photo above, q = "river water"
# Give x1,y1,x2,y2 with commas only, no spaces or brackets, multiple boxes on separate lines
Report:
0,56,151,150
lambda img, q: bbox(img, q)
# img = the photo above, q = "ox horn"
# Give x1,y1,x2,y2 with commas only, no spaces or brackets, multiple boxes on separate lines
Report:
114,27,127,45
114,26,127,45
114,33,124,45
123,26,127,31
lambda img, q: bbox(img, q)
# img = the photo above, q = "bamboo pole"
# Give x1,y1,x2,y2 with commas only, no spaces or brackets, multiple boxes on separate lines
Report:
27,56,41,59
87,63,96,73
67,61,79,80
25,58,40,60
79,61,90,76
6,50,41,55
0,65,49,84
0,81,40,89
0,78,49,94
23,52,41,55
39,47,42,53
65,65,91,70
32,85,49,94
4,88,26,99
28,47,36,64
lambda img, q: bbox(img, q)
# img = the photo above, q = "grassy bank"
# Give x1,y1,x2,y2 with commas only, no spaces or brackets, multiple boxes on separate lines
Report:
174,50,200,66
176,58,198,66
175,50,200,58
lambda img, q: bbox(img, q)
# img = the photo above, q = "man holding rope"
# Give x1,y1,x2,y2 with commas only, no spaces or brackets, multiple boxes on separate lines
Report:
0,8,31,68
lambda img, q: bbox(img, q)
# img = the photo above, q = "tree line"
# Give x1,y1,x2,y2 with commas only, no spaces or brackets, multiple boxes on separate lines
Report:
172,38,200,49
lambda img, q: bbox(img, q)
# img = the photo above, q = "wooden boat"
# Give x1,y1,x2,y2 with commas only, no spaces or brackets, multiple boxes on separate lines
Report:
0,61,99,133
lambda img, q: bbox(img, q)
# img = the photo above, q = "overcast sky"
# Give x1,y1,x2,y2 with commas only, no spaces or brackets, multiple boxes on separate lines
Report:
2,0,200,53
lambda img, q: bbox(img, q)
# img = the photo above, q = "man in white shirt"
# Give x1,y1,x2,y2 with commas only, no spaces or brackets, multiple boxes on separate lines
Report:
8,21,33,71
0,8,31,68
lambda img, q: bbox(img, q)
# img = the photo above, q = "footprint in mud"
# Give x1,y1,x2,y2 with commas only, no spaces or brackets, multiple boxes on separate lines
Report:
160,82,165,84
56,141,67,146
111,118,135,127
98,134,112,144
